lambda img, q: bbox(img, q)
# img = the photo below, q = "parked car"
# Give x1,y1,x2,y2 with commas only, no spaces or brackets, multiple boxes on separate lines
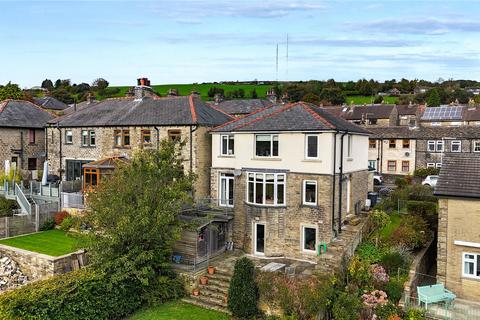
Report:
373,172,383,185
422,175,439,188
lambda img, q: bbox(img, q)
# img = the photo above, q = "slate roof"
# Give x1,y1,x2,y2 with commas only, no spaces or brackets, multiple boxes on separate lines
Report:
211,102,369,134
33,96,69,110
48,95,232,127
434,153,480,199
368,126,480,139
463,107,480,122
63,100,100,116
396,104,419,116
343,104,396,120
208,99,273,116
0,100,55,129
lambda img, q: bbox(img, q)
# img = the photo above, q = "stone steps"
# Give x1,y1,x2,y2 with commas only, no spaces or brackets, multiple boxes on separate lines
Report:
182,297,230,314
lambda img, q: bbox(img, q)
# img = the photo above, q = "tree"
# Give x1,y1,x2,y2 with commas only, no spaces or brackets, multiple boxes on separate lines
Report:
54,79,62,88
228,257,258,318
369,209,390,247
302,92,320,105
85,140,194,295
92,78,109,90
0,82,24,100
250,88,258,99
319,87,345,105
41,79,54,90
426,88,441,107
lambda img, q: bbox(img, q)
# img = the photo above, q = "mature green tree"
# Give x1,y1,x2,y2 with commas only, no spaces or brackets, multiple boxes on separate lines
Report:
41,79,54,90
250,88,258,99
319,87,345,105
0,82,24,100
302,92,321,105
228,257,258,318
426,88,441,107
92,78,109,90
85,140,194,293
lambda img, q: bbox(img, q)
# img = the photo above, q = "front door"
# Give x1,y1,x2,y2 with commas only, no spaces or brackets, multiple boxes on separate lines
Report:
254,223,265,255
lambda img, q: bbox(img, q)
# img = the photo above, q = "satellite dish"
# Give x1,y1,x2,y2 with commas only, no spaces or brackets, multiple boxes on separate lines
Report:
233,169,242,177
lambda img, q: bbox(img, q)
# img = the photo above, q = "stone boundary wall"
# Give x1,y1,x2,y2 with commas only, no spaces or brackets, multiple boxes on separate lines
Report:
0,244,87,281
400,238,436,306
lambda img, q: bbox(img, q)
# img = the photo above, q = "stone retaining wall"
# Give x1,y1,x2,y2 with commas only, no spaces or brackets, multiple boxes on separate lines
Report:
0,244,87,281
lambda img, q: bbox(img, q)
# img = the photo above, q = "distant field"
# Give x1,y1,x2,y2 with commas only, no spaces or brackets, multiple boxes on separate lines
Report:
101,83,273,101
346,95,399,105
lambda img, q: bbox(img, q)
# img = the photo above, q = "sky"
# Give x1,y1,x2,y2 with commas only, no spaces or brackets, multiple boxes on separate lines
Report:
1,0,480,87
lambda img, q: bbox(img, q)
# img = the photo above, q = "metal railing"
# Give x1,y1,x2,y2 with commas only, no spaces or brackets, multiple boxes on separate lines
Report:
403,295,480,319
15,183,32,215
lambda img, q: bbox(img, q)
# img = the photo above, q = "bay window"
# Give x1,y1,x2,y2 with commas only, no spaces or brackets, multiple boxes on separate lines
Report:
255,134,278,157
221,135,235,156
247,172,285,206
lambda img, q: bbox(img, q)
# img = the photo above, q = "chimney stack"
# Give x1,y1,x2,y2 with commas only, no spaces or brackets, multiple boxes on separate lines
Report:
167,89,178,96
214,93,224,105
86,92,94,104
266,88,277,104
134,77,153,101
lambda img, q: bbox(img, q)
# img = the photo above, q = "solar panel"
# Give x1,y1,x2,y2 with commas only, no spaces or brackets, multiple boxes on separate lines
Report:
421,106,464,121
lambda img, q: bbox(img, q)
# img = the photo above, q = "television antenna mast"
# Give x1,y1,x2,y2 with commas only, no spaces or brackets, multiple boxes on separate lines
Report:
286,34,289,81
276,43,279,82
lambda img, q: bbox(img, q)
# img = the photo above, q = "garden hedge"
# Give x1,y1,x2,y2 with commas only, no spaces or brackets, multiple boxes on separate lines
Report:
0,268,183,320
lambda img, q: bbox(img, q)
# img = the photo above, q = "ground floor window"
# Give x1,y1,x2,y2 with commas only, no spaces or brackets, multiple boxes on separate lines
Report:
368,160,376,170
303,180,317,205
219,173,234,207
302,226,317,252
28,158,37,171
84,168,99,191
387,160,396,172
66,159,93,181
463,252,480,279
247,172,285,206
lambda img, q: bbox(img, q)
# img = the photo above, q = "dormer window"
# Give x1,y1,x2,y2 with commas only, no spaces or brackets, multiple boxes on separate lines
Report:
221,135,234,156
255,134,278,157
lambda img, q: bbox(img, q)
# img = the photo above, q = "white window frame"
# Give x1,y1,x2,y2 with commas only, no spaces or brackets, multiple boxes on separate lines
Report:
368,160,376,170
220,135,234,156
255,134,279,158
462,252,480,279
219,173,234,207
302,180,317,206
436,140,444,152
305,134,319,159
474,141,480,153
436,163,442,168
89,130,96,146
347,135,352,157
427,140,436,152
427,163,436,168
431,122,441,126
81,130,89,147
302,225,317,253
451,140,461,153
65,130,73,144
246,172,286,206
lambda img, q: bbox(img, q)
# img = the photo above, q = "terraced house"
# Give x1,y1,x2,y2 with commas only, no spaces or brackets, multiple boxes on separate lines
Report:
46,85,231,199
210,102,370,261
0,100,54,178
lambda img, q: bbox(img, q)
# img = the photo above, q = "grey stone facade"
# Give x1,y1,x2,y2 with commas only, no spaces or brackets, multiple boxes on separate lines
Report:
415,138,478,169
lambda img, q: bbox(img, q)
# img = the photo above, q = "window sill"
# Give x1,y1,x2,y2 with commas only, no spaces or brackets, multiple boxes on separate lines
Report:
301,203,319,208
218,155,235,158
245,202,286,208
302,159,321,163
346,158,354,161
80,146,96,148
462,275,480,282
114,146,131,149
302,249,317,255
251,157,281,161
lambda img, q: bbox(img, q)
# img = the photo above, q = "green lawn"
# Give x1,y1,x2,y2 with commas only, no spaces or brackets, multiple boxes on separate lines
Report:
0,230,85,256
345,95,399,105
379,212,403,240
102,83,273,101
129,301,230,320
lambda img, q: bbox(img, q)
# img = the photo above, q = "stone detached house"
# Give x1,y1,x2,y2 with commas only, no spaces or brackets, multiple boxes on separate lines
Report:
435,153,480,300
368,126,480,175
46,85,231,199
210,102,370,261
0,100,54,177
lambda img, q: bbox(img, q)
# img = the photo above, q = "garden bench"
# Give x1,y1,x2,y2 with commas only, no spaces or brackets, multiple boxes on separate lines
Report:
417,284,456,310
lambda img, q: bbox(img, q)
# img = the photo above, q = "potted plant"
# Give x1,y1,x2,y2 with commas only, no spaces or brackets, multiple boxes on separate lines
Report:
192,288,200,296
200,275,208,285
207,265,215,275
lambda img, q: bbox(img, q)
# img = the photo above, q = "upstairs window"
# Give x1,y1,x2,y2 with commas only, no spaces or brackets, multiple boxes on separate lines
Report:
81,130,89,147
305,135,319,159
369,139,376,149
347,135,352,157
389,139,396,148
451,140,461,152
436,141,444,152
65,130,73,144
141,130,152,146
221,135,235,156
114,129,130,147
474,141,480,152
255,134,278,157
89,131,95,146
402,139,410,149
247,172,285,206
168,130,181,142
28,129,36,144
427,140,444,152
387,160,396,172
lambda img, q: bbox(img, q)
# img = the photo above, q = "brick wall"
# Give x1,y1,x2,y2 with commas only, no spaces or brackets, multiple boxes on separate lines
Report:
437,198,480,300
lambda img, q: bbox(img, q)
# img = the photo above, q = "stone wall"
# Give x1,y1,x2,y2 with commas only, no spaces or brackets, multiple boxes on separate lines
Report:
437,197,480,300
0,128,46,176
415,138,476,169
211,168,369,262
0,244,87,281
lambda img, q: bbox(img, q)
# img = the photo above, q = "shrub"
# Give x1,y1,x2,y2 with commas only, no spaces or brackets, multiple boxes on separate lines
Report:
406,200,438,227
390,216,429,250
0,197,18,217
60,216,74,231
357,242,383,264
54,211,69,225
405,307,426,320
228,257,258,318
413,167,439,178
370,264,389,284
332,292,361,320
380,251,410,275
375,302,401,320
383,279,404,304
39,218,55,231
394,177,408,189
257,272,334,320
348,256,373,290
